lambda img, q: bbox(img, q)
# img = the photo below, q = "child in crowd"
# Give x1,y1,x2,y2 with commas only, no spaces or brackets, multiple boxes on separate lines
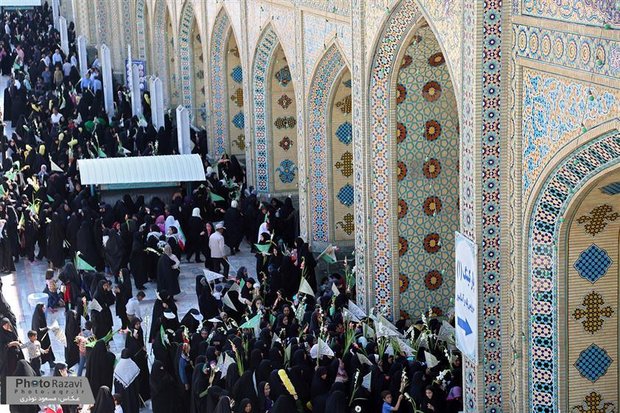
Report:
75,321,93,376
21,329,49,375
113,393,123,413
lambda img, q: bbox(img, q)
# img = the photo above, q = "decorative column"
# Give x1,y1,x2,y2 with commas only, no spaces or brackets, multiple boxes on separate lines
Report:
149,77,164,131
77,36,88,77
52,0,60,29
176,106,191,155
131,64,143,117
59,17,69,56
100,44,115,120
459,0,507,412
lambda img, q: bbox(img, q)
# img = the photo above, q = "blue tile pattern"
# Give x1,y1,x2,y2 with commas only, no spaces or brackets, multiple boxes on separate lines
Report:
601,182,620,195
230,65,243,84
337,184,354,207
574,344,612,382
232,112,245,130
276,159,297,184
335,122,352,145
573,244,612,283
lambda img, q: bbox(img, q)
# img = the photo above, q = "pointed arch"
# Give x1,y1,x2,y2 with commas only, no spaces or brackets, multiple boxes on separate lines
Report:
526,128,620,412
210,7,245,157
251,24,297,193
306,42,350,242
178,0,195,110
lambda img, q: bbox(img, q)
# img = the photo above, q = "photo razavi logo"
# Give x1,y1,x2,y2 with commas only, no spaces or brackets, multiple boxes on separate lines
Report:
5,377,95,405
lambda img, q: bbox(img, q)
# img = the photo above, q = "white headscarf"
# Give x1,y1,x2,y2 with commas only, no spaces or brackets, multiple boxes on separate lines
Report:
192,208,200,218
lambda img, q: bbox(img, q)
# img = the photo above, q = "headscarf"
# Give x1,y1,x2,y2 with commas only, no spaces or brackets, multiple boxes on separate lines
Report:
92,385,115,413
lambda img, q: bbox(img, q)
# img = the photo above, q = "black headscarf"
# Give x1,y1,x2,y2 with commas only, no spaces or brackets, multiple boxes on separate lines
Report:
91,385,115,413
85,340,115,395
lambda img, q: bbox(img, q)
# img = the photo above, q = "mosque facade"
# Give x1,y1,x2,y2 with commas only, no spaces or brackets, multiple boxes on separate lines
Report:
63,0,620,411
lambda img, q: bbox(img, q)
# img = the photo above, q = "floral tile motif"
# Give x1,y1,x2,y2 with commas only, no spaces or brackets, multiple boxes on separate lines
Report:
278,136,293,151
275,65,292,87
230,88,244,107
335,152,353,177
277,94,292,109
276,159,297,184
274,117,297,129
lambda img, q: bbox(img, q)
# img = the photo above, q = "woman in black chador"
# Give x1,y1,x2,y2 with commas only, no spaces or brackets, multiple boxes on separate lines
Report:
31,303,55,369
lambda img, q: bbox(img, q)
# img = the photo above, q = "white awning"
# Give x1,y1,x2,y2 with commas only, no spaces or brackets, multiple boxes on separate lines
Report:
78,154,205,185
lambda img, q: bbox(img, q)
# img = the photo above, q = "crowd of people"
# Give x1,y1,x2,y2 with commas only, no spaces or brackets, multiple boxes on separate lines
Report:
0,3,464,413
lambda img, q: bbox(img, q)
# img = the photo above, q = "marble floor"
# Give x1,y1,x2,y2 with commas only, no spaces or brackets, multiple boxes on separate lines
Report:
2,243,257,411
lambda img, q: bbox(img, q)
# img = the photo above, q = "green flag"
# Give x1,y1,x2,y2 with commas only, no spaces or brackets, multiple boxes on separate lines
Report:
75,253,96,271
160,325,169,348
97,147,107,158
210,192,225,202
0,185,5,197
254,243,271,255
319,244,337,264
239,313,261,330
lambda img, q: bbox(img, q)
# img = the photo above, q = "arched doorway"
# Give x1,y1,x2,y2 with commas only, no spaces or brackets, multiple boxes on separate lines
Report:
306,43,354,244
252,26,298,195
394,22,459,320
561,167,620,411
153,0,173,107
210,8,245,158
191,20,206,127
526,129,620,412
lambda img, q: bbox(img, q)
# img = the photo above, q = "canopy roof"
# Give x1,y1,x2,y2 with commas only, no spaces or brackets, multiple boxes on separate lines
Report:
78,154,205,185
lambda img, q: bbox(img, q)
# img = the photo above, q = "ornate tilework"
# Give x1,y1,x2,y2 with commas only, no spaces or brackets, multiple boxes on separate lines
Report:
277,94,292,109
576,205,619,236
278,136,293,151
335,122,352,145
528,131,620,412
573,244,612,283
600,182,620,195
307,43,348,241
230,66,243,83
336,213,355,236
335,152,353,177
210,9,232,157
521,69,619,194
135,0,146,60
522,0,620,26
232,112,245,130
572,392,617,413
573,291,614,334
252,26,280,192
514,25,620,79
574,344,613,382
396,26,459,319
178,1,194,110
276,159,297,184
275,65,292,86
153,0,171,106
231,88,244,107
274,117,297,129
337,184,354,207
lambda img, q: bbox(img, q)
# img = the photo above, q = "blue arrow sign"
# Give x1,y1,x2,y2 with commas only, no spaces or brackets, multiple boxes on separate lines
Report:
457,317,473,336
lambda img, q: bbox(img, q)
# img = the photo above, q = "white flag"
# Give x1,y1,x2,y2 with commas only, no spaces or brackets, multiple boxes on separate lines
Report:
348,300,366,320
299,277,315,297
222,293,237,312
331,283,340,296
425,351,440,369
361,372,372,391
88,299,102,312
